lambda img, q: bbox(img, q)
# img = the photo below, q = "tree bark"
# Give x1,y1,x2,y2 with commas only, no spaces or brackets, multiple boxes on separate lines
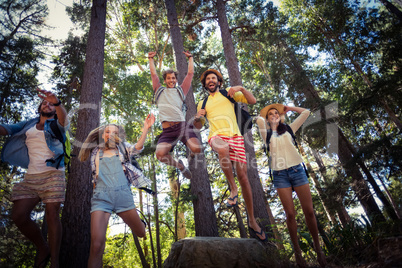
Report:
164,0,219,237
60,1,106,267
216,0,274,238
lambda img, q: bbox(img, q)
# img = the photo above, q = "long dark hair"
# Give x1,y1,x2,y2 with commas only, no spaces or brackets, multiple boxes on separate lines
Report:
276,122,287,136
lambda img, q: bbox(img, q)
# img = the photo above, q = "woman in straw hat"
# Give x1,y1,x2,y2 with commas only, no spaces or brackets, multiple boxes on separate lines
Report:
257,104,326,268
78,114,155,268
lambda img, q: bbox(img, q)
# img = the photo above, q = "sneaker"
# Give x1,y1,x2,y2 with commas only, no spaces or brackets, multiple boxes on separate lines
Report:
179,160,192,179
181,166,192,179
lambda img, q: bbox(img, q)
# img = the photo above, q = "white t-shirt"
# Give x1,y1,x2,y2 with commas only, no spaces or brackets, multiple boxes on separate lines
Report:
26,125,61,174
157,87,186,122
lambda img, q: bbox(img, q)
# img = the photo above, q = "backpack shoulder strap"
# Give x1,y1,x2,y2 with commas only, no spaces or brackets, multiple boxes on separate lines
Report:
118,142,130,163
219,88,236,103
265,129,273,153
154,86,166,104
49,120,64,144
175,85,185,102
201,96,209,110
285,124,298,147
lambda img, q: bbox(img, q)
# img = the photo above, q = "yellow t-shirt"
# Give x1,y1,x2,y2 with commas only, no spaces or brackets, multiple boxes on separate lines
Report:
197,88,248,139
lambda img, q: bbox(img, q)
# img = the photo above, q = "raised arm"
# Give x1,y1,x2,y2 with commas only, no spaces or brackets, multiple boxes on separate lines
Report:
285,105,310,133
284,105,308,114
37,88,69,127
134,114,155,151
227,86,256,105
180,51,194,96
148,52,161,91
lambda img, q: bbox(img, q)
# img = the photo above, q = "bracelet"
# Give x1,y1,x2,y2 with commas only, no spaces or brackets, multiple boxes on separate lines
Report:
54,100,62,106
148,57,154,59
188,56,193,58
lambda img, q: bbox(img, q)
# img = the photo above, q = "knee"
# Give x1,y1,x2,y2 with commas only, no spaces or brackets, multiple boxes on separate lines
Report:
91,239,106,255
136,228,146,238
236,169,248,182
285,210,297,221
155,149,167,161
191,146,202,154
303,208,315,220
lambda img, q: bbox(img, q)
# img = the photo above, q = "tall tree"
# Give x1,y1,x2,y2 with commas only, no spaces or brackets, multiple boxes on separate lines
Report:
60,0,107,267
0,0,49,120
215,0,274,238
164,0,219,237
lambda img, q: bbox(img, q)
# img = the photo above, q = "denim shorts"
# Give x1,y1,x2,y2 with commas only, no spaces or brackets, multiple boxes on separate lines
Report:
272,164,309,189
91,184,136,214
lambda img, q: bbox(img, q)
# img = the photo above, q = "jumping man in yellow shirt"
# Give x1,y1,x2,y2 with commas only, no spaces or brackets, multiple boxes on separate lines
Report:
194,69,266,242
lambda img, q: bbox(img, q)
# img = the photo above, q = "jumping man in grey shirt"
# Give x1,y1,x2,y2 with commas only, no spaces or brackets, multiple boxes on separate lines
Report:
148,51,201,179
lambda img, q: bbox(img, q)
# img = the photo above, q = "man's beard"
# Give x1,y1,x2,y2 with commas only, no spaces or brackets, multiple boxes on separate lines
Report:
40,110,56,118
206,83,219,93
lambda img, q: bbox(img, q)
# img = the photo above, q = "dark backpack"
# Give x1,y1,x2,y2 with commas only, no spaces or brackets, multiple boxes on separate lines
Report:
201,89,253,135
47,120,72,171
263,124,309,180
120,143,156,195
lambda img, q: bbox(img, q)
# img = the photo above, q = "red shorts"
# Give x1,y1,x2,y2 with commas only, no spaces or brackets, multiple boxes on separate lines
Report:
208,135,247,164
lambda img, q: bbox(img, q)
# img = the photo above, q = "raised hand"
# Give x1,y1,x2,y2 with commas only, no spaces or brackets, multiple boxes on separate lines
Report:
183,50,192,58
148,51,157,59
144,113,156,129
37,88,60,105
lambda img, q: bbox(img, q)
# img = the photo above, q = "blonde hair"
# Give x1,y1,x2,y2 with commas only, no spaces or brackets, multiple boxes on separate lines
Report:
78,124,126,162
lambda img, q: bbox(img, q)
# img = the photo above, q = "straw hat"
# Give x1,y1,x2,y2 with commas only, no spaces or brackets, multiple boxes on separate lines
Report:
260,103,286,123
200,69,223,86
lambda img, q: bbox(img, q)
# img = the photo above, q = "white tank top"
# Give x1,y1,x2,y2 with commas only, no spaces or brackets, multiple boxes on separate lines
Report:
26,125,59,174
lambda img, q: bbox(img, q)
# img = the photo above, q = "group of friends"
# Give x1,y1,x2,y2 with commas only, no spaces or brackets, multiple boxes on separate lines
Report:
0,51,326,268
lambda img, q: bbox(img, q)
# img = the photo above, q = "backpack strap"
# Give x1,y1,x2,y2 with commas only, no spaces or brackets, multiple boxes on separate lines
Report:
219,88,236,103
201,96,209,110
119,142,154,195
47,120,66,169
154,86,185,104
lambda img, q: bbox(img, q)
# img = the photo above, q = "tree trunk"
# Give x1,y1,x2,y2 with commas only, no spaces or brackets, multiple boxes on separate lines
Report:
311,148,351,227
169,172,187,240
60,0,107,267
378,0,402,21
216,0,274,238
164,0,219,237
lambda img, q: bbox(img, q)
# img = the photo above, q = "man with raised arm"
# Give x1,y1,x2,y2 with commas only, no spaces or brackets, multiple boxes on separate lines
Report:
0,89,69,268
194,69,267,242
148,51,201,179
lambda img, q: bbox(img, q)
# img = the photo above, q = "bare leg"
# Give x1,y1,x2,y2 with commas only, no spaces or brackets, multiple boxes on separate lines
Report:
11,198,50,266
294,184,327,267
210,138,238,204
88,211,111,268
44,202,62,268
185,137,202,156
233,161,266,241
277,187,307,268
156,142,184,170
118,209,146,238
